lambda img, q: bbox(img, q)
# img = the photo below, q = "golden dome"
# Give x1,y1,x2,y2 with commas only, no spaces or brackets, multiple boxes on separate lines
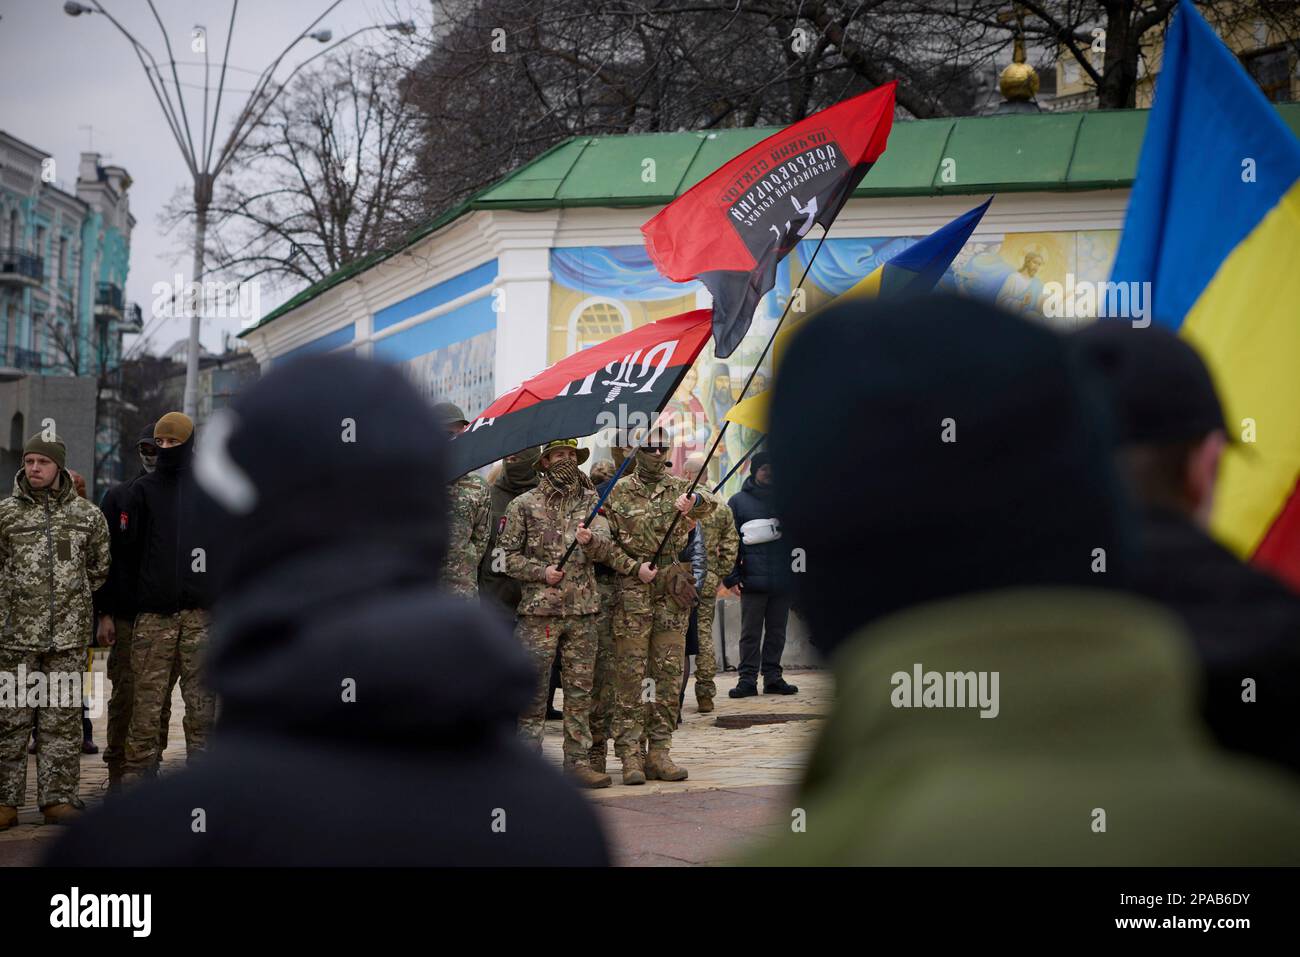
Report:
1000,61,1040,101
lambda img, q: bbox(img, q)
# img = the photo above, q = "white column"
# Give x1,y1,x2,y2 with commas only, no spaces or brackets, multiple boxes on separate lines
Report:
481,210,561,395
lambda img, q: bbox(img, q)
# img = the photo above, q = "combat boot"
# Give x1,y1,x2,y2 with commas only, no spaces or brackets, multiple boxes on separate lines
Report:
697,696,714,713
589,740,608,774
645,749,688,782
41,803,82,825
567,764,613,789
620,753,646,786
0,806,17,830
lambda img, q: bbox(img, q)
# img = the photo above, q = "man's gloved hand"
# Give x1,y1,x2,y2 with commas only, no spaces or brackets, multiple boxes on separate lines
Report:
658,561,699,610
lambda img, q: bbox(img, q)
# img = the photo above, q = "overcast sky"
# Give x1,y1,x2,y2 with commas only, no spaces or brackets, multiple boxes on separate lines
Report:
0,0,416,356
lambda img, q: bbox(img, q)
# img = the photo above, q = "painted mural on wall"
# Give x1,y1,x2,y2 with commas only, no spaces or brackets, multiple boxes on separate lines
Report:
549,231,1121,497
400,328,497,421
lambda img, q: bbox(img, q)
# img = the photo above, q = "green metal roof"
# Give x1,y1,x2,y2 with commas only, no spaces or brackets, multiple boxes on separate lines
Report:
246,103,1300,333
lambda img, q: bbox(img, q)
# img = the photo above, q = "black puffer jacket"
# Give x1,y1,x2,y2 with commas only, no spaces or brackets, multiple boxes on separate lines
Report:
123,440,211,613
1130,506,1300,775
724,475,791,594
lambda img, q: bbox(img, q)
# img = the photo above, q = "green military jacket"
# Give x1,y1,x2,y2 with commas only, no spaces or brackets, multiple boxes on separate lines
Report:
699,493,739,589
604,471,714,568
747,588,1300,866
0,469,111,652
500,485,637,616
440,472,490,598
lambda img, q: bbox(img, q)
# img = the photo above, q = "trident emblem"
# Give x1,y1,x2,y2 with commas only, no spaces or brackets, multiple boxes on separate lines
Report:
601,349,644,402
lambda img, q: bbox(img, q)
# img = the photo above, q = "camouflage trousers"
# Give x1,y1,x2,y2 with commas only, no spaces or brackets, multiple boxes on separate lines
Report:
105,615,177,774
124,610,215,774
589,575,618,754
694,575,721,702
516,614,599,766
613,578,690,757
0,646,86,808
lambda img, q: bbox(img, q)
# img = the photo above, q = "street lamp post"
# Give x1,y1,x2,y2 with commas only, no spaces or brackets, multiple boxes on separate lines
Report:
65,0,415,418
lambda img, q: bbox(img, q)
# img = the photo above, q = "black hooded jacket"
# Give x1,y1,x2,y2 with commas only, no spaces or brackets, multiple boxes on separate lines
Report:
47,353,609,867
122,439,211,613
724,474,791,594
93,466,147,618
46,543,608,866
1130,506,1300,774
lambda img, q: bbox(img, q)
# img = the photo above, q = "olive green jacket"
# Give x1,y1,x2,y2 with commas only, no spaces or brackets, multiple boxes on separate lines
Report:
748,588,1300,866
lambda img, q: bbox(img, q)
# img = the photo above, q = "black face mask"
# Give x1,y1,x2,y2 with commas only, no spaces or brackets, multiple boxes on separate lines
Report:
500,454,540,492
156,439,193,473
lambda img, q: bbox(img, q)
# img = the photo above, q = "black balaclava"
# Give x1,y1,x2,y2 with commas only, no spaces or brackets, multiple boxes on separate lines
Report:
498,447,541,494
155,434,193,474
768,294,1134,656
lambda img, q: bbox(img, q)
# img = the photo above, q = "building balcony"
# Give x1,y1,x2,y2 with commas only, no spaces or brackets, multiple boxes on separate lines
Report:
0,346,43,381
95,282,125,318
0,248,44,287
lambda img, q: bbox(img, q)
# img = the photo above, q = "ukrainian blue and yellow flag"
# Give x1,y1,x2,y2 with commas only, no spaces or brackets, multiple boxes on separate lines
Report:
1110,0,1300,588
725,198,991,432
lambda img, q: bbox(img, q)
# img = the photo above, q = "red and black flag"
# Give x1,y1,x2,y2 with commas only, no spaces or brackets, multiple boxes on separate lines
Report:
445,310,713,478
642,83,896,358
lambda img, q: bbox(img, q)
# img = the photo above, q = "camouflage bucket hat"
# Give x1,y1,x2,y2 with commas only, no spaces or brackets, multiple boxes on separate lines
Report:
536,438,590,470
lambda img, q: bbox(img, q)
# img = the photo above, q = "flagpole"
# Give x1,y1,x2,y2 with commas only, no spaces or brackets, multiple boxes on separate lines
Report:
713,434,765,494
651,226,831,567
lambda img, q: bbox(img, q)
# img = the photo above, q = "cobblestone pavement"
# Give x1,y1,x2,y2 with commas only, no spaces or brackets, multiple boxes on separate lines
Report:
560,668,832,866
1,652,830,867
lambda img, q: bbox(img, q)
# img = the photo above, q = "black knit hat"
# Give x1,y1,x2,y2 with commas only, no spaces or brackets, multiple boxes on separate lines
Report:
768,294,1133,654
1071,320,1228,446
190,353,449,593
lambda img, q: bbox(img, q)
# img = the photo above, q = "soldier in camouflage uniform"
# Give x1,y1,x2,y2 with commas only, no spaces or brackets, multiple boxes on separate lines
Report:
435,402,490,598
477,445,540,614
681,453,739,712
500,440,647,789
0,435,110,828
604,429,713,784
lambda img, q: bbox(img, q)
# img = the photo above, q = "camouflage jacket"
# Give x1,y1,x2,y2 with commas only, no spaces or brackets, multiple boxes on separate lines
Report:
0,469,111,652
500,485,637,616
699,494,740,587
441,472,490,598
604,471,714,567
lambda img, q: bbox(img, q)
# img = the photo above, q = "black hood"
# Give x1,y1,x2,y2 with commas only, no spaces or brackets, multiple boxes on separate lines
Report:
206,541,535,743
191,354,449,594
740,473,772,499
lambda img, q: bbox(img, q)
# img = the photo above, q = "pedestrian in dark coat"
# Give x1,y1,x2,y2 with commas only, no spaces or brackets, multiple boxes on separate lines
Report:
1074,320,1300,774
46,355,609,866
724,453,797,697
